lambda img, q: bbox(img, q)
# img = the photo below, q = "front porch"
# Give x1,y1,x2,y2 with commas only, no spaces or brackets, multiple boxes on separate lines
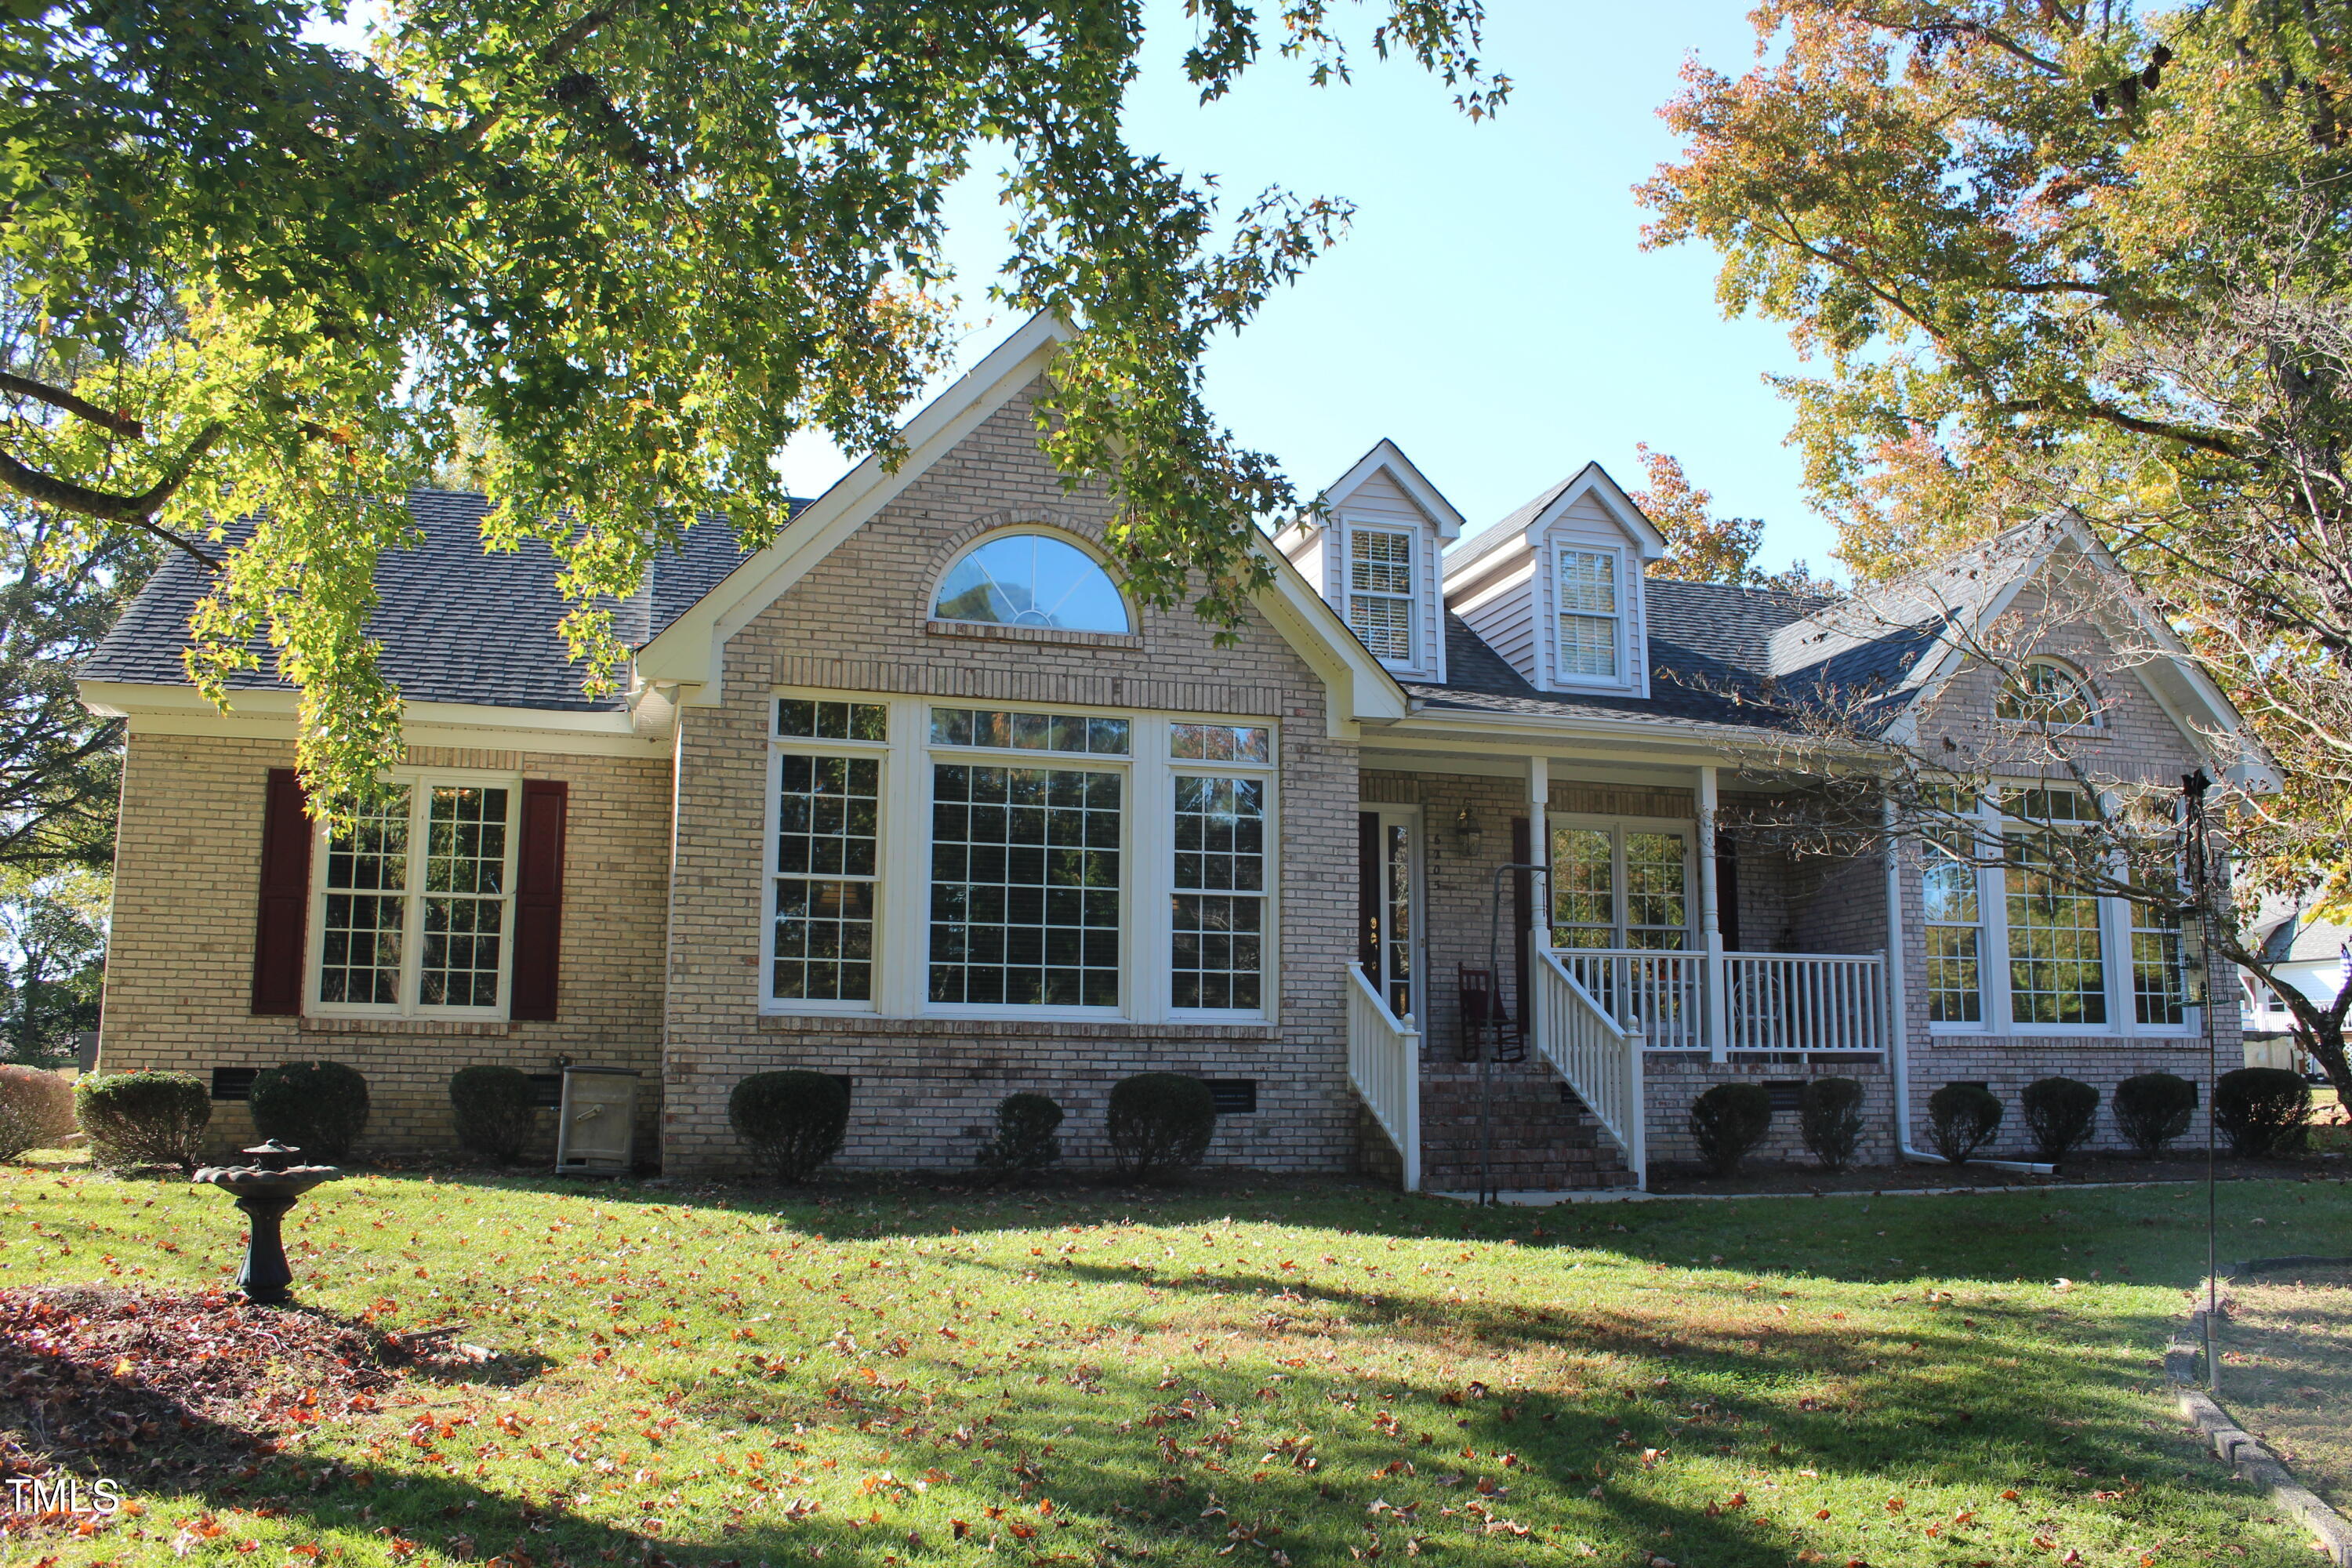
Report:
1345,753,1896,1193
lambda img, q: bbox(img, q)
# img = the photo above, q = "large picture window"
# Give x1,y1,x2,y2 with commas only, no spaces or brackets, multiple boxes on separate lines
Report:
932,533,1130,633
314,779,516,1015
929,764,1122,1007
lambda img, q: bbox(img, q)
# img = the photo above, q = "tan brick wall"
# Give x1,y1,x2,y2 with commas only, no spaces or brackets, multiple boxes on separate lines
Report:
659,383,1362,1176
100,732,672,1162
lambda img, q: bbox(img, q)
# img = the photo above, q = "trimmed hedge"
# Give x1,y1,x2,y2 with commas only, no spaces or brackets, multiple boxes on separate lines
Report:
2114,1072,2198,1157
1798,1076,1865,1173
729,1070,849,1182
249,1061,371,1161
450,1066,538,1165
1106,1073,1216,1182
976,1092,1063,1186
1927,1082,2004,1165
1689,1082,1773,1176
74,1072,210,1174
2214,1067,2310,1158
2022,1076,2101,1163
0,1065,77,1160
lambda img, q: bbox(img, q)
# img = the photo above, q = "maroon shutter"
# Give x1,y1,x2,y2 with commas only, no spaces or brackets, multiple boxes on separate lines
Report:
1511,817,1532,1030
252,768,312,1015
510,779,568,1021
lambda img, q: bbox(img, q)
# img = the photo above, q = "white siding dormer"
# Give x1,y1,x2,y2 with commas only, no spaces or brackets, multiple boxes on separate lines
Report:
1280,440,1464,683
1445,463,1665,696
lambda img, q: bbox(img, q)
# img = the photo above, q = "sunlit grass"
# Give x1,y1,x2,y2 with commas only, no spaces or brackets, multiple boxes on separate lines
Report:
5,1167,2343,1566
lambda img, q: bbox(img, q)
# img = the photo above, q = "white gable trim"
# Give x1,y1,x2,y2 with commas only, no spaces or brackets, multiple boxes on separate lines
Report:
634,312,1406,730
1319,439,1466,540
1533,463,1669,560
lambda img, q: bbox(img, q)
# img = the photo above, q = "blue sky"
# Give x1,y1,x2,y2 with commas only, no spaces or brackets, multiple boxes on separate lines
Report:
776,2,1831,575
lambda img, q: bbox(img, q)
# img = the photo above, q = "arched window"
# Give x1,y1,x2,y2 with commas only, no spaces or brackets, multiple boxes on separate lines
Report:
1996,657,2099,728
932,532,1131,633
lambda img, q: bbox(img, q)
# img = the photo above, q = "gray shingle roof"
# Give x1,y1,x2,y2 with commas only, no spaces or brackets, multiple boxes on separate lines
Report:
81,489,766,713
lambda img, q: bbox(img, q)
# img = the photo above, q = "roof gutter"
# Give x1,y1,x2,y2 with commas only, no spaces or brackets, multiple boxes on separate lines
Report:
1882,794,2056,1177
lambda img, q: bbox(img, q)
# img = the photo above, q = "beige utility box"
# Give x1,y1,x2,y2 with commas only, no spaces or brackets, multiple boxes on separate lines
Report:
555,1066,640,1173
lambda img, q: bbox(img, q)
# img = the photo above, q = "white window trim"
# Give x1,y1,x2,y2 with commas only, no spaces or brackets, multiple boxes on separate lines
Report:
304,769,522,1022
760,693,895,1017
757,693,1279,1024
1540,812,1696,949
1548,542,1629,691
1924,789,2200,1039
1343,520,1419,673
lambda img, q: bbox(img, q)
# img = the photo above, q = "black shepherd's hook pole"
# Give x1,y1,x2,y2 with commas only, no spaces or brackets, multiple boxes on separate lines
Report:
2183,768,2221,1392
1486,862,1548,1207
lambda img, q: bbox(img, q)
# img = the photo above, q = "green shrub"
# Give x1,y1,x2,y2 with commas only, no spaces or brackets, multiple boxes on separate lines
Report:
977,1092,1063,1185
1106,1073,1217,1181
449,1066,539,1165
2022,1076,2101,1163
2214,1067,2310,1158
1798,1076,1865,1173
249,1061,371,1161
1927,1082,2004,1165
0,1065,77,1160
2114,1072,2198,1157
728,1070,850,1182
74,1072,210,1174
1689,1082,1773,1176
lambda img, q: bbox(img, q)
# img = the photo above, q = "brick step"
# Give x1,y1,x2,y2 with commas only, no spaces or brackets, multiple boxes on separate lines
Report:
1414,1053,1635,1192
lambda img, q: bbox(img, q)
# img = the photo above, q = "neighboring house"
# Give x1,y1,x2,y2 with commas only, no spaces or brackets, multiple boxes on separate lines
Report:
78,315,2266,1188
2239,900,2349,1074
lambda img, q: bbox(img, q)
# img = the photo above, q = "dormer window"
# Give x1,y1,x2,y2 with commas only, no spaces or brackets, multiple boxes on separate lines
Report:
1997,657,2099,728
1556,546,1622,680
934,532,1131,633
1348,527,1416,664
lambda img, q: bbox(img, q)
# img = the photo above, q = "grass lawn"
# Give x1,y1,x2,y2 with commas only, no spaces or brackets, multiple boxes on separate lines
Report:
2217,1265,2352,1515
5,1165,2348,1568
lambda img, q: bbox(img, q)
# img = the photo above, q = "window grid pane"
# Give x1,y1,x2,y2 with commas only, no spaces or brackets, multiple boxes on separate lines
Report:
1559,549,1618,614
1922,839,1984,1023
319,789,410,1005
932,534,1129,632
1349,529,1414,596
420,786,509,1008
930,708,1130,756
775,755,881,1002
1558,613,1619,678
2132,902,2188,1026
778,698,887,742
930,764,1120,1008
1171,724,1272,764
1172,775,1266,1011
1548,826,1614,946
2005,834,2107,1025
1624,832,1687,947
1350,595,1414,662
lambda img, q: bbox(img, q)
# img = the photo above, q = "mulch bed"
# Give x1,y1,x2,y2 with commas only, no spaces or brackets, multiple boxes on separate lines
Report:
1649,1149,2348,1196
0,1287,477,1515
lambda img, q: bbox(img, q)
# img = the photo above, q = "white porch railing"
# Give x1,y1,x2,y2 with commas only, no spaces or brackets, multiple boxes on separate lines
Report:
1554,949,1704,1050
1529,949,1646,1185
1724,952,1888,1056
1545,946,1886,1058
1345,965,1421,1192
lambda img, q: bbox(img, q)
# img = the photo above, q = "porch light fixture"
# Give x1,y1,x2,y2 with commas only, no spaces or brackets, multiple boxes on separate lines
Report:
1454,808,1483,856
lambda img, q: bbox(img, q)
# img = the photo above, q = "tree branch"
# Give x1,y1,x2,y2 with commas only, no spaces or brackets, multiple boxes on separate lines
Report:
0,372,144,438
0,423,226,567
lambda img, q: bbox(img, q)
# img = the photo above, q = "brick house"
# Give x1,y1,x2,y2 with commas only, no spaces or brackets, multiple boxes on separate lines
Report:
78,315,2267,1188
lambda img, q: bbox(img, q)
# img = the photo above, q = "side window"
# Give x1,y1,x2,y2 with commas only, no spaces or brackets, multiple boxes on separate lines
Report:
1556,546,1621,680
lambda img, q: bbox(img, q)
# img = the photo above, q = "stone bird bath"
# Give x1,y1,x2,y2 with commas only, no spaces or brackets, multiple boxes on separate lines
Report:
194,1140,341,1305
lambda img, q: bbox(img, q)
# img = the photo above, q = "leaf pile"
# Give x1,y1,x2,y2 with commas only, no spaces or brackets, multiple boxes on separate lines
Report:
0,1287,412,1489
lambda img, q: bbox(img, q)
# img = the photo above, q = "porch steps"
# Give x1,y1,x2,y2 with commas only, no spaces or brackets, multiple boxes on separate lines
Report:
1418,1054,1636,1193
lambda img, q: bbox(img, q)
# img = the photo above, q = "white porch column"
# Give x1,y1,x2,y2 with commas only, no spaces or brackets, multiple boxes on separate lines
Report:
1526,754,1549,950
1697,764,1730,1061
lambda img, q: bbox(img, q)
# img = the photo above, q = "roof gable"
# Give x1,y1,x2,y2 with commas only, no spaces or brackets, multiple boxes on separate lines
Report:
1317,439,1465,539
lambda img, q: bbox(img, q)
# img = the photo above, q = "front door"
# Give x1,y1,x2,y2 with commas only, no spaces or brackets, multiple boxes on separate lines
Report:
1357,806,1422,1021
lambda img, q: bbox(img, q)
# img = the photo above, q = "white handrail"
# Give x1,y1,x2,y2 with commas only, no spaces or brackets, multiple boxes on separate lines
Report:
1723,951,1888,1056
1345,965,1421,1192
1530,949,1646,1189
